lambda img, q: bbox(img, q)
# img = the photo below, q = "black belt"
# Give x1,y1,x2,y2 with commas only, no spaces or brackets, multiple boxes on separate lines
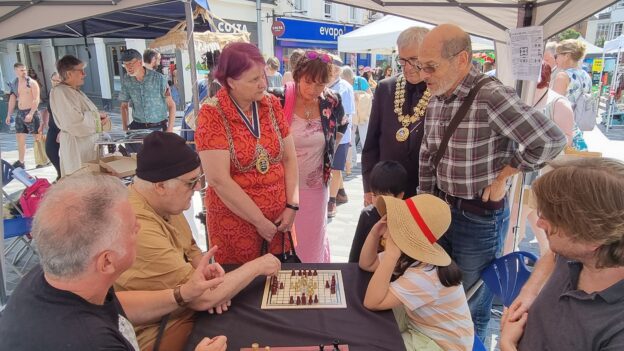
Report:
132,120,167,128
434,188,505,216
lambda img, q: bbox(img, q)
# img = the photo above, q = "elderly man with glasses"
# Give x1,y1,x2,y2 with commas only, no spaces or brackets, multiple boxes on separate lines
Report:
114,131,280,351
119,49,176,148
416,24,566,341
361,26,431,206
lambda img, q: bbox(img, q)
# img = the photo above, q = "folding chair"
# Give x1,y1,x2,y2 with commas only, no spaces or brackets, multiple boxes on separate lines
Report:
480,251,538,307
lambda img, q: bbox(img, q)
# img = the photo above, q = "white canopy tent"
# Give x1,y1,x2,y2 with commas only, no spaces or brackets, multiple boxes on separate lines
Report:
338,15,494,54
578,36,603,56
329,0,617,86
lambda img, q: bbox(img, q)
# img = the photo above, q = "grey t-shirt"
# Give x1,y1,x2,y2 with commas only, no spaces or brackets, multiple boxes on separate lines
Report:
518,255,624,350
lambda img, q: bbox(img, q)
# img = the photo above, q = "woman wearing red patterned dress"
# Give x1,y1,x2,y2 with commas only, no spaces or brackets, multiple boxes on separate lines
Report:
196,42,299,264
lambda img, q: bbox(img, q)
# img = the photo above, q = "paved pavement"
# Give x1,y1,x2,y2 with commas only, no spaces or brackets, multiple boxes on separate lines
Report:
2,112,624,349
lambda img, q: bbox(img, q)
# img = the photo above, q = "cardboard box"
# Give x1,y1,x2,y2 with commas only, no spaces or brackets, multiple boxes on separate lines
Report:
99,156,137,177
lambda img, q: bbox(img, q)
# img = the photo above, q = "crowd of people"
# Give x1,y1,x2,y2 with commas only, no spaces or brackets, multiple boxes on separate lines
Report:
1,21,623,351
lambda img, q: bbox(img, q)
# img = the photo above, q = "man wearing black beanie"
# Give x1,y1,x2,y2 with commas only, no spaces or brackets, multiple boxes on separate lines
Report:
114,132,280,350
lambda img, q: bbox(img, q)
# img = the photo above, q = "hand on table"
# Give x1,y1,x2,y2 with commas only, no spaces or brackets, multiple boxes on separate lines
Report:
275,208,296,232
254,253,281,276
195,335,227,351
482,179,506,202
207,300,231,315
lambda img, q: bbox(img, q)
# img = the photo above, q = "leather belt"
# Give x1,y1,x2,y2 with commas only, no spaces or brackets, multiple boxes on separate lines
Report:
434,188,505,216
133,120,167,128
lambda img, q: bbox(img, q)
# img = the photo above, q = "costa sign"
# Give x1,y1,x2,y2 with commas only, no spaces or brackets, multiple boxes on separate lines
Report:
271,20,285,37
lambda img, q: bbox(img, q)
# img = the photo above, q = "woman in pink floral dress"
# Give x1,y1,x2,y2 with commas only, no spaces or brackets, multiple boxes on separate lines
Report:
284,51,344,262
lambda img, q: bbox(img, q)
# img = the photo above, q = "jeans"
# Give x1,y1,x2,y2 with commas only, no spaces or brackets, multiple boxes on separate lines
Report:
437,200,510,341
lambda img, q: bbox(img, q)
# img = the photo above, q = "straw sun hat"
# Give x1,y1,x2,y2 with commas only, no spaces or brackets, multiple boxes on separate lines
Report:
376,194,452,267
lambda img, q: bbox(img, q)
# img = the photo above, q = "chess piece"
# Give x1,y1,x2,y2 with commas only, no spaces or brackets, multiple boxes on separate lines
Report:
252,343,259,351
332,340,340,351
290,296,294,304
298,270,302,276
313,270,318,276
296,296,301,305
308,295,313,304
319,345,325,351
280,282,284,289
314,294,319,303
291,269,295,276
265,347,271,351
325,280,330,288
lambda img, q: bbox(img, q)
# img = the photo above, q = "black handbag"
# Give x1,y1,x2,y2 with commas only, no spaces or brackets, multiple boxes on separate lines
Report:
261,231,301,263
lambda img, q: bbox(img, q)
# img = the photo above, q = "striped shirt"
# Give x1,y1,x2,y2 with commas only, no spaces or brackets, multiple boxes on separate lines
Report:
390,264,474,350
418,66,566,199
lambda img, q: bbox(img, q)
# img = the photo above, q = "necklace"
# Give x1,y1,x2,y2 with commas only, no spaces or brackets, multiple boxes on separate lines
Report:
230,96,260,139
393,74,431,142
216,96,284,175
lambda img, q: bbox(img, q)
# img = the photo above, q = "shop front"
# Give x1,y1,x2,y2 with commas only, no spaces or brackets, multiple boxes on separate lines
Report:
272,17,355,72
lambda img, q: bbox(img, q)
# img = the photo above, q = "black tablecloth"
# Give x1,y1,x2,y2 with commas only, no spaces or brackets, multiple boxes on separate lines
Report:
184,263,406,351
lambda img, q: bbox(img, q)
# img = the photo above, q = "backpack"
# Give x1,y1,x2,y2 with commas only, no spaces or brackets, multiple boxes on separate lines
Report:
566,69,597,132
353,91,372,125
19,178,51,218
573,91,598,131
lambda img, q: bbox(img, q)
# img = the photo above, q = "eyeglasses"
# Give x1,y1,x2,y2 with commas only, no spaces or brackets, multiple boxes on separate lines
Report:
415,49,466,74
305,51,332,64
122,59,141,68
174,173,206,190
395,56,419,68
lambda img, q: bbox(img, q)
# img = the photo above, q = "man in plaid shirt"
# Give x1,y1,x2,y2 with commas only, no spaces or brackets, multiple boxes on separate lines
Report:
417,24,566,339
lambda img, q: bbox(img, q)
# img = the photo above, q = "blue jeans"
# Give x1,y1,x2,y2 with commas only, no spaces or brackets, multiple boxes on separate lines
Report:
437,200,510,340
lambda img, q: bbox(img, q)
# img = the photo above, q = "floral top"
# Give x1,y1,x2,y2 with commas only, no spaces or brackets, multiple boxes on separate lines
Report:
295,88,344,185
564,68,592,107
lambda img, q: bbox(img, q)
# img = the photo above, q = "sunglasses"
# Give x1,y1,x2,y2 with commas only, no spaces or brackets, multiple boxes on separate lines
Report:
305,51,332,64
174,173,206,190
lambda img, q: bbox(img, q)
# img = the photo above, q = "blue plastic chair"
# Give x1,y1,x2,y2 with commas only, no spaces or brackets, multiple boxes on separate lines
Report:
472,334,487,351
481,251,538,307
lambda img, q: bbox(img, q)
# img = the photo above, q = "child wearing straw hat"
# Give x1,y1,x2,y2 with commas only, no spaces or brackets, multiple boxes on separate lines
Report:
360,194,474,351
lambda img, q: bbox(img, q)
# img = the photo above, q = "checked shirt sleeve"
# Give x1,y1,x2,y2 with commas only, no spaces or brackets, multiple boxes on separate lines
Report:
486,85,566,172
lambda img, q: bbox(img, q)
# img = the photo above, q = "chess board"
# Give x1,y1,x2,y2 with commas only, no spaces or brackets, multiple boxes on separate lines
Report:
240,345,349,351
260,269,347,309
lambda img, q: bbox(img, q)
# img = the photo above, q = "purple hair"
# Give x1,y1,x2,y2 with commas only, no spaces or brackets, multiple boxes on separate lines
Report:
214,42,265,90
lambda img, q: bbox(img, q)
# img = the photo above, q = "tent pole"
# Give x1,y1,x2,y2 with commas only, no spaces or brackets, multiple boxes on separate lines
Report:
185,0,200,123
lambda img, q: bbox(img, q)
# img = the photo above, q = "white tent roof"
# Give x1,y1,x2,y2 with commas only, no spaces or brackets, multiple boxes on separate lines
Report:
338,15,494,54
0,0,170,41
578,36,603,55
604,34,624,53
329,0,617,86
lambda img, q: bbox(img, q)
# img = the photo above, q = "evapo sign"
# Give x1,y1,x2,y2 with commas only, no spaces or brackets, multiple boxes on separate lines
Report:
275,17,354,43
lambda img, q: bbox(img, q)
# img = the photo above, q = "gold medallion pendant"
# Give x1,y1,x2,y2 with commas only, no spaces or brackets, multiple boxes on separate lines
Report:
393,75,431,142
396,127,410,142
256,147,270,174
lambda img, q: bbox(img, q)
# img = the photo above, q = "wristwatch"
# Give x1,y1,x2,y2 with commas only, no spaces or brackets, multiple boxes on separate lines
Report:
285,203,299,211
173,285,187,307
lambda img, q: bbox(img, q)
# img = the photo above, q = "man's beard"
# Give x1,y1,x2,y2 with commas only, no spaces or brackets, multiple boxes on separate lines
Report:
428,74,457,96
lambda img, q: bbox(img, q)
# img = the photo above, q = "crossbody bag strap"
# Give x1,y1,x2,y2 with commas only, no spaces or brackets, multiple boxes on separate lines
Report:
432,78,492,169
152,313,170,351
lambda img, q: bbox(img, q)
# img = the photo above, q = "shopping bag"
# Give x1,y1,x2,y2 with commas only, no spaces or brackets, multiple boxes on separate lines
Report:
34,137,49,166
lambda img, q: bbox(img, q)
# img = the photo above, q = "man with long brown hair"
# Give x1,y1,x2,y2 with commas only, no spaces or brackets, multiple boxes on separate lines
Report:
501,157,624,350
